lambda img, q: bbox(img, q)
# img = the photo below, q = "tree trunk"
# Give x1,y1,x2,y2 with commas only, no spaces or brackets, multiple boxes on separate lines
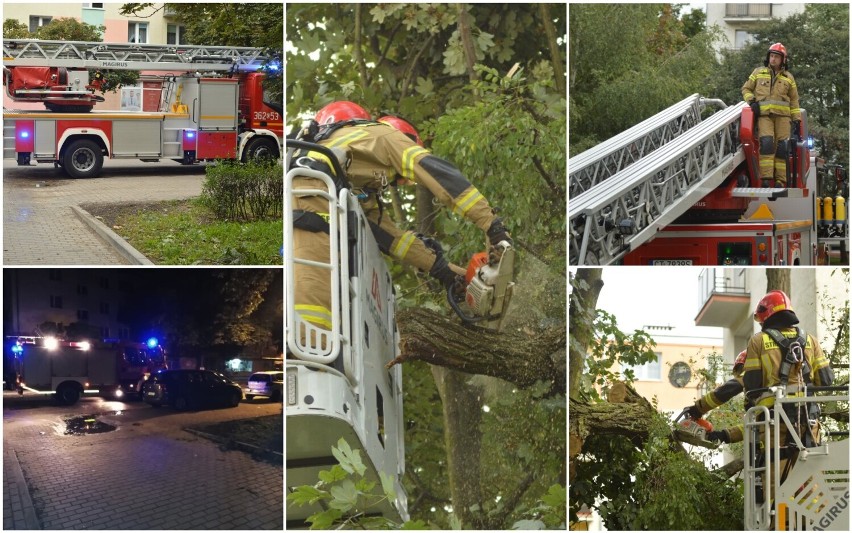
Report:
568,269,603,400
456,4,479,84
538,3,565,95
392,307,565,392
766,268,791,294
432,366,484,529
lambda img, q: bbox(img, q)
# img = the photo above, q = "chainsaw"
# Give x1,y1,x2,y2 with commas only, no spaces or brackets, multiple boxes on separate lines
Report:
673,408,719,449
447,240,515,331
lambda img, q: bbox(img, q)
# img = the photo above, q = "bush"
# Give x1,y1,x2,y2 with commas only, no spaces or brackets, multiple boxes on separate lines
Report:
201,161,283,222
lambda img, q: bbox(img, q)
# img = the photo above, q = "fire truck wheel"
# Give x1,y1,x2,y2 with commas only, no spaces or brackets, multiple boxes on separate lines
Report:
56,384,81,405
63,139,104,179
243,137,279,163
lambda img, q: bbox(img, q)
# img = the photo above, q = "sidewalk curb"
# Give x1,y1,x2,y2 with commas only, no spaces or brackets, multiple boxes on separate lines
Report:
71,205,154,265
5,447,42,530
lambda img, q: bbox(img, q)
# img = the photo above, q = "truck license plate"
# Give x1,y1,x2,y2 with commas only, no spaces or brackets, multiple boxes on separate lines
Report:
652,259,693,266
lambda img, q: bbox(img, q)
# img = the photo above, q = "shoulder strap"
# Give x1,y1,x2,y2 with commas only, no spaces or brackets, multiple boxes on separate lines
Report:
313,119,381,143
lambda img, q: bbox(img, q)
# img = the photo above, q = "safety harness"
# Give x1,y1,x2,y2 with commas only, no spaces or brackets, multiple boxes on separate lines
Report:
290,119,389,233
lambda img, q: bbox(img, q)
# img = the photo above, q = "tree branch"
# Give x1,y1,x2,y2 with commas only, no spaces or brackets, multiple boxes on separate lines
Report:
391,308,565,392
400,34,436,102
353,5,370,90
537,3,565,95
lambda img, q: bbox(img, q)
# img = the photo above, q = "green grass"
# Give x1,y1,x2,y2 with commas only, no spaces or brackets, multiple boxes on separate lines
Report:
115,199,282,265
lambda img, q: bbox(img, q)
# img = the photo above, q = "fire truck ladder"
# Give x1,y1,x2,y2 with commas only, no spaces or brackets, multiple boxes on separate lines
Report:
3,39,267,72
569,103,746,266
570,94,710,197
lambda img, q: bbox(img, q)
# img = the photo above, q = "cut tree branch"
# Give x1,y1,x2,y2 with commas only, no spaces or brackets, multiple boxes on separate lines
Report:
390,308,565,393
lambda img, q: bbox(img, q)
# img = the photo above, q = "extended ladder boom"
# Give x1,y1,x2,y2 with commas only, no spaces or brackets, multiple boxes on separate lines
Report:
569,103,746,265
3,39,267,72
569,94,705,197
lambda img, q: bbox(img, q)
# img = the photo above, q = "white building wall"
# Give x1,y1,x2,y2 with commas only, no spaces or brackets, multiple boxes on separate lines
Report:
705,3,806,53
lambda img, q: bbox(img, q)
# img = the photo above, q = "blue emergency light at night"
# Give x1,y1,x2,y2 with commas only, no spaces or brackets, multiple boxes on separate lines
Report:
146,337,159,349
11,344,23,354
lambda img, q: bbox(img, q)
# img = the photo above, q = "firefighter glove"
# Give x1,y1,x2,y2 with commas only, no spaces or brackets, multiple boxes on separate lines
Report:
792,119,801,136
685,405,702,420
487,217,513,247
429,255,460,291
750,101,761,118
707,430,730,443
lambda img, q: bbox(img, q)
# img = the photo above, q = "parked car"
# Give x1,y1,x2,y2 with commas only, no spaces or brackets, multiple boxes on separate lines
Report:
142,369,242,410
245,371,283,402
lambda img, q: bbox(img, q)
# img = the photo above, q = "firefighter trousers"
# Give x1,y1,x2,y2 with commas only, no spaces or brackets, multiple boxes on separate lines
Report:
757,114,792,186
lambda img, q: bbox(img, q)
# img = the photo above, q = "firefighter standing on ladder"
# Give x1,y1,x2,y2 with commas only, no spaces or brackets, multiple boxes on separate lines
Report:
290,101,511,336
742,290,834,505
742,43,802,188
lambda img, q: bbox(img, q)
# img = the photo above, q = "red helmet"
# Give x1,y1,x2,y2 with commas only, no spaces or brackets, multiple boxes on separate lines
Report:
378,115,423,146
753,290,793,324
733,349,747,375
315,101,370,125
765,43,788,67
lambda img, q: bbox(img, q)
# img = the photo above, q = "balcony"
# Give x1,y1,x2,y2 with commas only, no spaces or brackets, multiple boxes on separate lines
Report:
694,268,750,328
725,3,772,19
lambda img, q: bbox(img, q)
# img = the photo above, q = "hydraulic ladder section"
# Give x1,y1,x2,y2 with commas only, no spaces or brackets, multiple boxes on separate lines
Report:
569,94,704,197
3,39,267,72
569,103,746,266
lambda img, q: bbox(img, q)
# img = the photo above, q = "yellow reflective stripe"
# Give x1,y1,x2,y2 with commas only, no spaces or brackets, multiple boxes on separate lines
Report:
743,93,754,102
295,304,332,329
759,103,792,113
453,188,484,216
306,150,336,176
743,356,761,371
326,128,370,148
402,145,430,182
391,231,417,260
705,392,722,410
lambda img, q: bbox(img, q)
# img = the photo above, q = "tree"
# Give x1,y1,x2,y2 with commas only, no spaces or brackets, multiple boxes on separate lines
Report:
3,18,30,39
709,4,849,170
120,3,283,100
286,4,566,529
568,3,719,155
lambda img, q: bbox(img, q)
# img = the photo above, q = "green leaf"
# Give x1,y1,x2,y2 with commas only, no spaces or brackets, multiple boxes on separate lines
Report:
379,471,397,500
286,485,329,506
332,438,367,476
306,508,343,530
401,519,430,530
318,465,347,484
449,513,463,530
328,479,358,512
415,76,434,96
512,519,546,530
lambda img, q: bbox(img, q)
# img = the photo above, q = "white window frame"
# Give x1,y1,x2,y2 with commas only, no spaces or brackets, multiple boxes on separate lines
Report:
29,15,52,33
167,23,188,45
128,22,149,44
625,352,663,381
83,3,105,8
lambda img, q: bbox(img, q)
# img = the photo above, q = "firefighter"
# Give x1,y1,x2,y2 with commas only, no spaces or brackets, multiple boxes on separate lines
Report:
742,290,833,504
684,349,747,443
290,101,511,340
741,42,801,188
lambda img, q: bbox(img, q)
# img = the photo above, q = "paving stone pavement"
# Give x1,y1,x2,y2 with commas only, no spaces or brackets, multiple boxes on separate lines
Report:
3,402,283,530
3,160,206,265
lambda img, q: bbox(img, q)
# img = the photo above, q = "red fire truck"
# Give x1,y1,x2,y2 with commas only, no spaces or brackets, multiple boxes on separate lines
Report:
568,95,837,266
3,39,282,178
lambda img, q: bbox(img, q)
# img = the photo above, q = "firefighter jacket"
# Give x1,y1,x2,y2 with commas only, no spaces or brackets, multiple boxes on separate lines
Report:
313,122,499,273
696,376,744,443
742,66,801,120
742,327,834,409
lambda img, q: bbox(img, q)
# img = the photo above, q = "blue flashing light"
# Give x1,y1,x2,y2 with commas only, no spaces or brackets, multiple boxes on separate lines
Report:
807,135,814,150
146,337,159,349
185,131,196,139
266,61,281,73
19,131,30,139
11,344,23,354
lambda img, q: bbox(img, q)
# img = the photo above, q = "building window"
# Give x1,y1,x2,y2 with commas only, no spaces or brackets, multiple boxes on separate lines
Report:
99,276,110,290
50,295,63,309
99,302,110,314
128,22,148,44
29,16,52,33
77,309,89,321
118,327,130,340
734,30,755,50
625,352,662,381
77,284,88,296
49,269,62,281
83,2,105,8
167,24,188,45
725,4,771,18
101,327,110,338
